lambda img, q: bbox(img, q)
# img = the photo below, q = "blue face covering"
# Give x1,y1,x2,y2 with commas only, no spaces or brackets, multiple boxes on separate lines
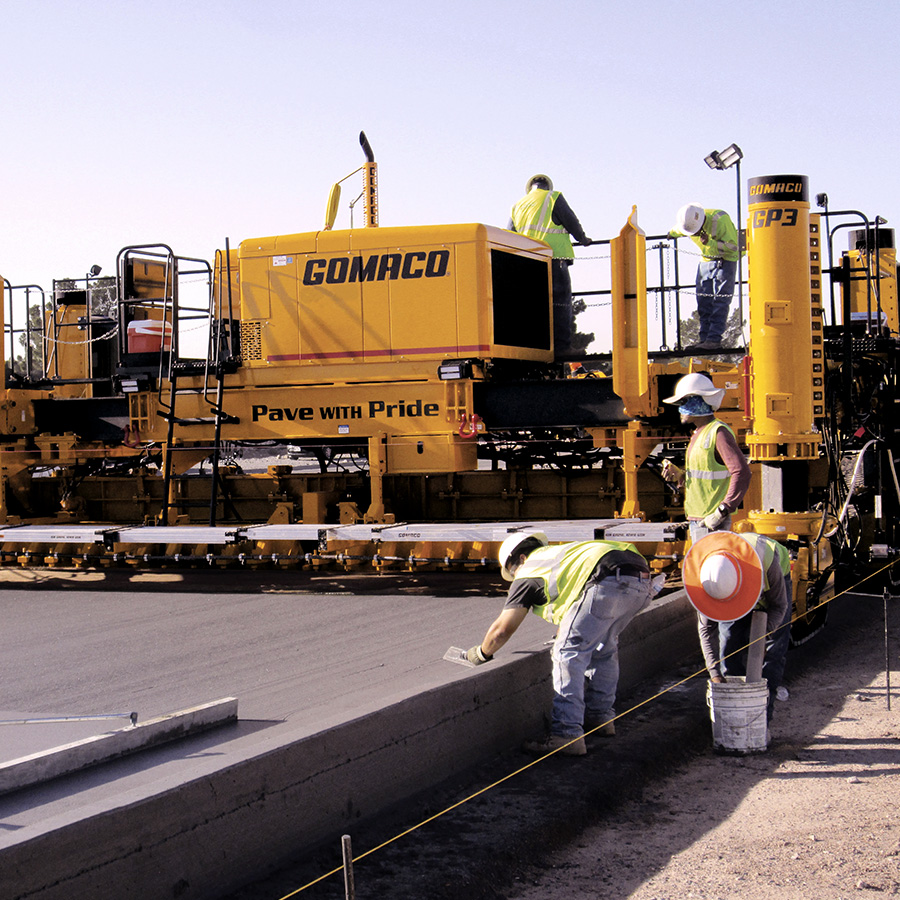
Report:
678,395,714,417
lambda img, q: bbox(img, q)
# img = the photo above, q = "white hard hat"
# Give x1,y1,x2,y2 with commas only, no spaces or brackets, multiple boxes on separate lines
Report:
663,372,726,410
675,203,705,235
526,174,553,192
498,530,548,581
699,553,741,599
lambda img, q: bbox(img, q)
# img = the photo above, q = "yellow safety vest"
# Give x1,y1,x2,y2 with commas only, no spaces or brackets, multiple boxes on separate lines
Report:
741,533,791,584
692,209,740,262
510,190,574,259
740,532,791,610
513,540,642,625
684,419,735,518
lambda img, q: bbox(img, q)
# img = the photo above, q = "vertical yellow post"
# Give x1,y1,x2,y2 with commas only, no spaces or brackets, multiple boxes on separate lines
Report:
365,432,388,522
745,175,818,461
611,207,650,418
619,423,643,519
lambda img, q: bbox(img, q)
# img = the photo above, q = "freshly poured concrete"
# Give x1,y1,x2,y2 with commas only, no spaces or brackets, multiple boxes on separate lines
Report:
0,570,697,899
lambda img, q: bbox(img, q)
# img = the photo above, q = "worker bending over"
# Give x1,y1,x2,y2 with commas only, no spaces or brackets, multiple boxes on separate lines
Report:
691,531,793,723
466,531,660,756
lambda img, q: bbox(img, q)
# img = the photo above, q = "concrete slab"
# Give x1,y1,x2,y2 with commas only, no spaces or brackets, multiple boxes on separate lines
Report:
0,698,237,795
0,572,698,900
0,712,133,761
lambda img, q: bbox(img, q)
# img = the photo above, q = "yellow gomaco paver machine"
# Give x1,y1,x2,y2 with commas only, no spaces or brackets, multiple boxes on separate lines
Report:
1,134,897,643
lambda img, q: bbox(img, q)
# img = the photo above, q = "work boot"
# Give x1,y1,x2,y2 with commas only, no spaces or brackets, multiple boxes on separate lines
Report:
584,714,616,737
522,734,587,757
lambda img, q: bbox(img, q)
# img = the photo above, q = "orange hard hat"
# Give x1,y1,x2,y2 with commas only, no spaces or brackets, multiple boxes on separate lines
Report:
683,531,763,622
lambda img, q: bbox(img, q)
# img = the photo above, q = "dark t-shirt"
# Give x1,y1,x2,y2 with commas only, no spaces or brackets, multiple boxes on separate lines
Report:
502,548,648,611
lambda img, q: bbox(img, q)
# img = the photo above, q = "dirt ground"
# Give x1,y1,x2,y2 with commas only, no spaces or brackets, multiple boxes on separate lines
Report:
226,590,900,900
506,600,900,900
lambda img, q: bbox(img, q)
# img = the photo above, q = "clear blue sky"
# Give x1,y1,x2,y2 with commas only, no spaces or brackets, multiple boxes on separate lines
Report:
2,0,897,341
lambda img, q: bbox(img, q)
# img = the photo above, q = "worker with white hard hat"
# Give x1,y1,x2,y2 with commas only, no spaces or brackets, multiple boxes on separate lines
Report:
669,202,741,351
661,372,751,539
684,530,793,722
465,530,662,756
662,371,761,709
508,175,592,358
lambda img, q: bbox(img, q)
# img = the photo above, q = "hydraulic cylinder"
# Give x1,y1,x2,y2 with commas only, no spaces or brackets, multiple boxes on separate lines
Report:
746,174,819,462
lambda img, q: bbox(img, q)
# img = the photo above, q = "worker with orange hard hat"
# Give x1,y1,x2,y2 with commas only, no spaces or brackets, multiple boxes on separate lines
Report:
661,371,760,700
684,530,793,722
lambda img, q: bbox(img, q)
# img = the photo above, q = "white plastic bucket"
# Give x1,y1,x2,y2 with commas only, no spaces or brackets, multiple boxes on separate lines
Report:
707,675,769,754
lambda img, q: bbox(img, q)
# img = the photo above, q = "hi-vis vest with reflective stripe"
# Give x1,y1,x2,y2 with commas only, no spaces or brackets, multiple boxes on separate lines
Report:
510,190,574,259
513,540,642,625
741,533,791,582
740,532,791,610
684,419,735,518
692,209,740,262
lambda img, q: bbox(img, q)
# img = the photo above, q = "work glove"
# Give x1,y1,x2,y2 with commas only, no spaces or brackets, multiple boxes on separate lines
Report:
466,645,493,666
660,459,684,485
702,504,729,531
578,236,593,247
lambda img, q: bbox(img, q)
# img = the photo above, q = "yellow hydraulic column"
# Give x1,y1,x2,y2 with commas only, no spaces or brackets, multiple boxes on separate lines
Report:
365,432,388,522
745,174,822,536
611,206,650,418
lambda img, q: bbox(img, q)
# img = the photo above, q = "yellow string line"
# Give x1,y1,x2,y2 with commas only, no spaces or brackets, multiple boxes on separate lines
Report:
277,558,898,899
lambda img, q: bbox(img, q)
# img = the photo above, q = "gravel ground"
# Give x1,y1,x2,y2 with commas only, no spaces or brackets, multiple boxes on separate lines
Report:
507,595,900,900
225,590,900,900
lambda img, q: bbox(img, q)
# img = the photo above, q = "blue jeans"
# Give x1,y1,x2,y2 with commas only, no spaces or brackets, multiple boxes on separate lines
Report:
696,258,737,344
720,576,793,721
550,575,653,736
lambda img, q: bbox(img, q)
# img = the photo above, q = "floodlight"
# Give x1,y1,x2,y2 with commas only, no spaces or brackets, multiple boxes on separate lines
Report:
717,143,743,169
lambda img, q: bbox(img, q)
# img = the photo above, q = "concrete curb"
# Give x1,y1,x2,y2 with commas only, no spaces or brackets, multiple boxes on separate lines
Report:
0,698,238,797
0,593,697,900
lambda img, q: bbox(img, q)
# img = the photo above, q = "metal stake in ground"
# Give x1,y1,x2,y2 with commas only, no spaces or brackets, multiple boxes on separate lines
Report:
885,587,892,713
342,834,355,900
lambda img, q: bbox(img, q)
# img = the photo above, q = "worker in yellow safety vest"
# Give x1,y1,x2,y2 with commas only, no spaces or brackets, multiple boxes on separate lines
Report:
669,204,742,351
509,174,591,357
660,372,751,542
464,531,663,757
695,531,793,722
661,371,757,710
